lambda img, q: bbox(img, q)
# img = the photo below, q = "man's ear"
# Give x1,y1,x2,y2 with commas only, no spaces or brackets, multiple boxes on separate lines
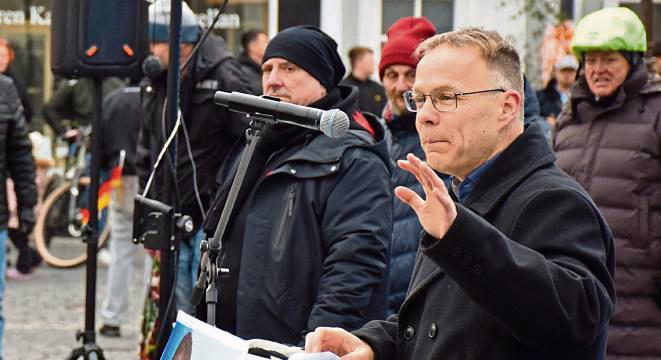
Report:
498,90,522,129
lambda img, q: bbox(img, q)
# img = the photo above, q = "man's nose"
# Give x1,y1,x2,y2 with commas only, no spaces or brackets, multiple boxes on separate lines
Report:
592,59,607,72
416,96,440,126
395,76,411,92
264,69,282,87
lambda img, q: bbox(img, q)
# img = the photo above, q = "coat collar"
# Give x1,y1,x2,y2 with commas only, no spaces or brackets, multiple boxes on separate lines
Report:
462,123,556,216
268,113,389,170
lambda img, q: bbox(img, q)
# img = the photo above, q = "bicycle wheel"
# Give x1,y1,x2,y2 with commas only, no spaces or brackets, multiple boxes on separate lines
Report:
34,180,110,268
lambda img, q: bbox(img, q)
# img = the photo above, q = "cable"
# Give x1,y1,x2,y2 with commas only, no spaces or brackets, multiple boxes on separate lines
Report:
145,94,205,221
179,109,206,220
180,0,229,73
141,108,180,198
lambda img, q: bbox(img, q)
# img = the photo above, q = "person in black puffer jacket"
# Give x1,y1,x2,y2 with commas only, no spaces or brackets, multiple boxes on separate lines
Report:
0,74,37,358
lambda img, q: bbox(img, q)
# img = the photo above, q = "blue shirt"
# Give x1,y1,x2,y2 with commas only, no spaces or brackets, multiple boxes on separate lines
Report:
451,154,501,203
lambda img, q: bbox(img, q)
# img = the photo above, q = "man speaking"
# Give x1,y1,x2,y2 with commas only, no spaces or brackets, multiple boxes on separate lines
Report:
305,28,616,359
202,26,393,345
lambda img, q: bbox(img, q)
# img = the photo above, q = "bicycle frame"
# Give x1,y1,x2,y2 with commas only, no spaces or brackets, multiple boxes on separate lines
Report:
65,128,91,238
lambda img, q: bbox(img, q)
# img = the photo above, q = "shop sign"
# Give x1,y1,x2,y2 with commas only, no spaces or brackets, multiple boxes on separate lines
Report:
0,6,50,26
197,9,240,29
0,5,240,30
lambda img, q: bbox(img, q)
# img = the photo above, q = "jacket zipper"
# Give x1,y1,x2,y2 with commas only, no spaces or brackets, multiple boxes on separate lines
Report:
287,182,297,217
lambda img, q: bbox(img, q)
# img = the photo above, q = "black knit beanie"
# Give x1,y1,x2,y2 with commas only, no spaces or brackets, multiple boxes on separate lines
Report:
262,25,345,91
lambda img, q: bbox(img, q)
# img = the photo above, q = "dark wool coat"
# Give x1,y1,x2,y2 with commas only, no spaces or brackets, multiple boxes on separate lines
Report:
353,124,616,360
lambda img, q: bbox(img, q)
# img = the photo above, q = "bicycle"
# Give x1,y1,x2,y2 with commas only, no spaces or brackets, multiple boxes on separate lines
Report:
34,127,111,268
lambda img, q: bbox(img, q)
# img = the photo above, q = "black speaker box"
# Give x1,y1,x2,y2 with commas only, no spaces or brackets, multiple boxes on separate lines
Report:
51,0,149,78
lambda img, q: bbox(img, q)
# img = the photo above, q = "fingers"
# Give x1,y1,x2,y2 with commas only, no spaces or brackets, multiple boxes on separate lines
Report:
398,154,448,198
395,186,424,211
341,350,372,360
411,154,446,191
304,330,323,353
304,327,344,354
397,159,433,195
432,187,454,211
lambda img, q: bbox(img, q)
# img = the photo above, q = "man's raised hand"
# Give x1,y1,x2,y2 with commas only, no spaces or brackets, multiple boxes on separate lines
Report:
395,153,457,240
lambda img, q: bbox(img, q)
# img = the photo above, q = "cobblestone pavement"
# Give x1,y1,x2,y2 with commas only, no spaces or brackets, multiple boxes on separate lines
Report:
5,248,147,360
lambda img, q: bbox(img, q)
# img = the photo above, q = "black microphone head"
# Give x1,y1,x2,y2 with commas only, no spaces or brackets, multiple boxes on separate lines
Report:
142,55,163,79
320,109,350,138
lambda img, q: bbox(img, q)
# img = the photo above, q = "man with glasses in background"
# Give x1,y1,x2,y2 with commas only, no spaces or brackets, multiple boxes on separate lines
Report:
305,27,616,360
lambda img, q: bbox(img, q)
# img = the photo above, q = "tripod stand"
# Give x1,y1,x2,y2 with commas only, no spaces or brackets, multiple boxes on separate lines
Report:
192,115,272,326
68,77,104,360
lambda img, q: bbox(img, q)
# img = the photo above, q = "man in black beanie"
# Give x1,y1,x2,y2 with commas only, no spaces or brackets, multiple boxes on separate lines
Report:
201,25,393,345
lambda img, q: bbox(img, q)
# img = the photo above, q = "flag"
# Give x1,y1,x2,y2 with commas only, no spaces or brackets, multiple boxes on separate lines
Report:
81,161,124,225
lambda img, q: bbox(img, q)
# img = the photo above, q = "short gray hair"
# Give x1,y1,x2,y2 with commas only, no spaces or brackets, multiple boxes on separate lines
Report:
415,27,524,101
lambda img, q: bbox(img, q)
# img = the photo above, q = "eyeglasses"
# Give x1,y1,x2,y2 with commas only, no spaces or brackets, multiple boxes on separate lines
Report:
403,88,506,112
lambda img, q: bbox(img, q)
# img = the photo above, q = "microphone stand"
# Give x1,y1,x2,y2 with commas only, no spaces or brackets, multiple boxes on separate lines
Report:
69,77,104,360
192,114,273,326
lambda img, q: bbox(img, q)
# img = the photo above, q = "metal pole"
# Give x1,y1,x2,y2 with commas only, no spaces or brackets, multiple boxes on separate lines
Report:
69,77,105,360
156,0,182,356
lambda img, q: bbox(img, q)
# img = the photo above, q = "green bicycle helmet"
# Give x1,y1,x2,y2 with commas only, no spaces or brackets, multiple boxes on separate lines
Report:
571,7,647,58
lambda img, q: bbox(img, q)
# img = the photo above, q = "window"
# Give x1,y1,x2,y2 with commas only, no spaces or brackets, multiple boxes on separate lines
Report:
188,0,268,55
560,0,574,19
422,0,453,34
382,0,454,34
382,0,414,33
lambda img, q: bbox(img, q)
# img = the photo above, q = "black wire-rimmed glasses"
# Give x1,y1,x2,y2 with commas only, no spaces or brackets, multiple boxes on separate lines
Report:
403,88,506,112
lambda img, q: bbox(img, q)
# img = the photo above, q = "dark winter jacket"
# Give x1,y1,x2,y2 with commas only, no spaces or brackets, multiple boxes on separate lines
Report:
340,74,387,116
523,76,551,141
0,74,36,229
385,110,424,316
354,124,616,360
554,65,661,359
204,85,392,345
136,34,252,233
238,53,263,95
100,85,141,174
536,78,564,119
3,69,33,125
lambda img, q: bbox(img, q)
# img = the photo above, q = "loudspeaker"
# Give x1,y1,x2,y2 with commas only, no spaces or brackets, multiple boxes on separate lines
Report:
51,0,149,78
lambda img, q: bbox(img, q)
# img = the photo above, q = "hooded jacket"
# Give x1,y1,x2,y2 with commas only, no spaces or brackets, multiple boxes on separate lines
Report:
554,64,661,359
537,78,564,119
203,85,393,345
136,33,252,233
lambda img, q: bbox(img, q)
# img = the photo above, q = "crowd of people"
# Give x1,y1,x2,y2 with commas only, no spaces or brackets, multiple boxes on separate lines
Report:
0,1,659,359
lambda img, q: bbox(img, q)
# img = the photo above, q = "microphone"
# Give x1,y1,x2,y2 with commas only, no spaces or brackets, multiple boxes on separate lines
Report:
142,55,163,79
214,91,350,138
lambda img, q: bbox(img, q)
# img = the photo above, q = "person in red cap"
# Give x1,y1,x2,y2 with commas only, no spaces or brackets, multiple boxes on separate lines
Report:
377,16,447,317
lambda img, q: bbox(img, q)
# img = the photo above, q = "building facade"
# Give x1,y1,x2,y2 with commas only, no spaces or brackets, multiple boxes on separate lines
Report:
0,0,656,128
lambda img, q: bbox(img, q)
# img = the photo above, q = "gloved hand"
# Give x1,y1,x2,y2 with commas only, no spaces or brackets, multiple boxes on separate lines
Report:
18,208,36,237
